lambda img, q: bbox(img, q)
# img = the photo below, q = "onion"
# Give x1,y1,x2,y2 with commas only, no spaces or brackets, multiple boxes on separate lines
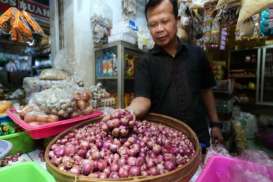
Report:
127,157,137,166
102,141,111,150
99,172,107,179
80,160,93,175
164,161,176,171
107,120,115,129
70,166,80,174
48,114,59,122
62,156,74,169
128,149,136,156
101,123,108,131
48,151,55,158
118,147,128,156
95,139,103,149
91,150,101,160
103,167,111,176
51,156,62,165
110,163,119,172
77,149,87,158
157,163,165,174
81,91,91,101
120,118,129,125
129,166,140,176
109,172,119,179
127,136,135,143
146,157,155,168
97,160,107,171
64,144,76,156
77,100,86,110
141,171,148,176
128,120,136,128
53,146,64,157
102,115,111,122
110,144,118,153
136,157,144,166
164,153,175,162
111,119,120,128
112,128,120,137
152,144,161,154
113,153,120,161
73,155,82,165
88,173,99,178
120,128,129,137
118,167,129,178
118,158,126,166
148,167,159,176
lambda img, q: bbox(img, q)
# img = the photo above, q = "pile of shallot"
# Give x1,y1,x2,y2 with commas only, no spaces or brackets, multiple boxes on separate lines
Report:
48,109,195,179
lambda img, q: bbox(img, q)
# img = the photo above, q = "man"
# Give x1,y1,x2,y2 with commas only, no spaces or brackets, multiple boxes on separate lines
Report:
127,0,223,148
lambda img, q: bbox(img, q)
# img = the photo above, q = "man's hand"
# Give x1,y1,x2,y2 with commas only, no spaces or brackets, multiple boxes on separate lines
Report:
211,127,224,144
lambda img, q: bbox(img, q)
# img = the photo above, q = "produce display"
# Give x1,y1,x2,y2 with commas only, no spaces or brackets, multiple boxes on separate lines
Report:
0,120,16,136
0,153,21,167
39,69,70,81
23,77,82,100
90,83,115,108
48,109,196,179
16,86,93,126
0,101,12,115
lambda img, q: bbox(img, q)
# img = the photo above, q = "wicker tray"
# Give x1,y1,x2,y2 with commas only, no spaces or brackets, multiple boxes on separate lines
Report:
45,113,201,182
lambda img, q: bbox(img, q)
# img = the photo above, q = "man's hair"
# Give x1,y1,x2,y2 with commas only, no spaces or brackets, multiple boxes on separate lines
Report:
145,0,178,19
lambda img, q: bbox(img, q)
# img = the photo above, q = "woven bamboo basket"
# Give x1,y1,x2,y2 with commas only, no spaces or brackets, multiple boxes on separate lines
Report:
45,113,201,182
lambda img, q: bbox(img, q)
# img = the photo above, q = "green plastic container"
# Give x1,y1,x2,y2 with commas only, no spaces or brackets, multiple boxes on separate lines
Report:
0,162,55,182
0,131,36,155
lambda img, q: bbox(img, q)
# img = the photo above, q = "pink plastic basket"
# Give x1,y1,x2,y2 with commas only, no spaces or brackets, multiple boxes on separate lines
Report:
197,155,273,182
7,109,102,139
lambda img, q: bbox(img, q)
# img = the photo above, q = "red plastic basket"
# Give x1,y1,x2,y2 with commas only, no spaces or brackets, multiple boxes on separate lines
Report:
7,109,102,139
197,155,273,182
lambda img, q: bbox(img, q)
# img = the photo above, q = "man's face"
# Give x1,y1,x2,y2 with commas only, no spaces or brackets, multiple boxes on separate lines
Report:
147,0,178,47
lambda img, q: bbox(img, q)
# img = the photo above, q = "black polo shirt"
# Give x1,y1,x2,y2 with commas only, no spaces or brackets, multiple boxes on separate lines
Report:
134,40,216,145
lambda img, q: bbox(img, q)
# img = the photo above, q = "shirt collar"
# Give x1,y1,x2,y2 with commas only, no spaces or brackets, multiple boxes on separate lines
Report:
150,37,187,55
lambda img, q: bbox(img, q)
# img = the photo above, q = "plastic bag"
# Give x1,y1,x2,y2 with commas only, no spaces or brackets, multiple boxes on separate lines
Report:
0,7,17,33
30,87,74,118
12,9,32,41
216,0,239,10
233,111,257,139
21,10,44,35
90,0,112,46
39,69,70,80
236,17,255,38
122,0,137,19
227,150,273,182
260,8,273,36
229,164,272,182
237,0,273,25
239,150,273,168
204,144,230,165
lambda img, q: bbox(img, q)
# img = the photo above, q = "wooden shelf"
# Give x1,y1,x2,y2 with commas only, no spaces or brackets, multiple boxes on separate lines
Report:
230,75,256,78
96,77,117,80
234,88,256,91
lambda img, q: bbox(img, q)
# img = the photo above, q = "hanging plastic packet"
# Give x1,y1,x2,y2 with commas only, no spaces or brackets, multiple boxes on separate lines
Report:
260,8,273,36
90,0,113,47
